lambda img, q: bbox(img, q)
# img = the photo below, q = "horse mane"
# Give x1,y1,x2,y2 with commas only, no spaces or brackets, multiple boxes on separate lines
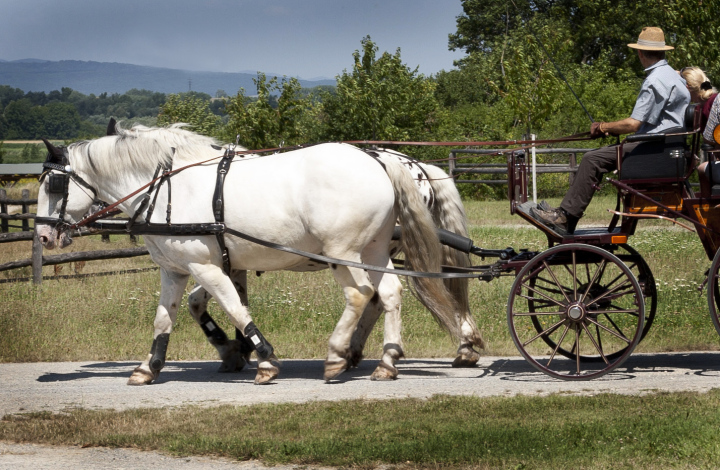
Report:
68,123,224,179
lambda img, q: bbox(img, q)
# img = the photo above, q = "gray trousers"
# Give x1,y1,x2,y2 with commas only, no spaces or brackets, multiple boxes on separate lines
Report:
560,142,640,218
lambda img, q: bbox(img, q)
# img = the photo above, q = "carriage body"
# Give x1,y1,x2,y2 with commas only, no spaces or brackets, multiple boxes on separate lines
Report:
500,102,720,380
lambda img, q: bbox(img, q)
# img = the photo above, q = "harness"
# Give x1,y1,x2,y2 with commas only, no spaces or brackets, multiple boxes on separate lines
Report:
38,144,489,280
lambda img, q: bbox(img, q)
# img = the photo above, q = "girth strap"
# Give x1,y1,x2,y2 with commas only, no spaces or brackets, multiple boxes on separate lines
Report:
214,148,236,275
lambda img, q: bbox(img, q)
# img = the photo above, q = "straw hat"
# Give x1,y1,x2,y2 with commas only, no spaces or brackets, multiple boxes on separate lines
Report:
628,27,674,51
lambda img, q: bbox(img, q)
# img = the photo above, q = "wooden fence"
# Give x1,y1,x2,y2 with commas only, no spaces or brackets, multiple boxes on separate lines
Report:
0,189,149,284
446,148,594,185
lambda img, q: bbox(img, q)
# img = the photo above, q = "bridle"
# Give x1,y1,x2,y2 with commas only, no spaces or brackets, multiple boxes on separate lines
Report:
35,145,101,233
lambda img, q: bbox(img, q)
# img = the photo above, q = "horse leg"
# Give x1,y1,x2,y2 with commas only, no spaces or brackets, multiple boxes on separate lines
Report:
325,263,376,381
367,260,404,381
453,315,484,368
190,264,279,385
348,302,383,368
128,269,188,385
187,270,253,372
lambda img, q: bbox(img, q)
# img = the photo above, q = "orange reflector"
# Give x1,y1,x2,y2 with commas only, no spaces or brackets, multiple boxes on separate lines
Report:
611,235,628,244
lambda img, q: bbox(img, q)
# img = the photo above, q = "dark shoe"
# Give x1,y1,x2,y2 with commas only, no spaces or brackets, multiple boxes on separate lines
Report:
531,207,578,235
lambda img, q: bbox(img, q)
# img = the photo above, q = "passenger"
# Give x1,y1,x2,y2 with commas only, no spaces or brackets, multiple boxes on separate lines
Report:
532,27,690,234
680,67,718,196
680,67,717,133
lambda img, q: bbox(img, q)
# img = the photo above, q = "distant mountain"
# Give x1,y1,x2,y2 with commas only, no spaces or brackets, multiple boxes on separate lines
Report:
0,59,336,95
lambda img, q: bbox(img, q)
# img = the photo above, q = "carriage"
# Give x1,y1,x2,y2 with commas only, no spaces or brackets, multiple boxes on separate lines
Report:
468,102,720,380
34,105,720,384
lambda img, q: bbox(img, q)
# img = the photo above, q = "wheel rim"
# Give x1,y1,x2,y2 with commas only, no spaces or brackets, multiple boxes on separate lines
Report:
508,244,645,380
707,249,720,336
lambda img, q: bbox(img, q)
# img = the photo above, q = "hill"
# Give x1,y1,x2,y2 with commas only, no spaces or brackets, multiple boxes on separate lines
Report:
0,59,336,95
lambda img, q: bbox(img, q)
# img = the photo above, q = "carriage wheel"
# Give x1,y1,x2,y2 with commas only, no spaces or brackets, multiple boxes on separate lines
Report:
508,244,645,380
527,244,657,362
707,249,720,336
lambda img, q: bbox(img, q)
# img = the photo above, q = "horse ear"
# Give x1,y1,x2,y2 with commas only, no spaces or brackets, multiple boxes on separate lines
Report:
42,138,64,163
106,118,118,136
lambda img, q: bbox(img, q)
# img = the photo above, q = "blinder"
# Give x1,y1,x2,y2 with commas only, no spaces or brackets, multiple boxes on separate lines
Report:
37,144,100,231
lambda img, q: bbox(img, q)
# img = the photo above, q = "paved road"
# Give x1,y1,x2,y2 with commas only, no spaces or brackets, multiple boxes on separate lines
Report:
2,352,720,417
2,353,720,468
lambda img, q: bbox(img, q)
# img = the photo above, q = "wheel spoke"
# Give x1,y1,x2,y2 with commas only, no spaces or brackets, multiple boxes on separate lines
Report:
581,260,607,303
581,322,609,364
521,318,566,347
519,281,566,308
546,324,571,367
586,281,634,306
586,316,633,343
542,260,572,303
513,311,566,316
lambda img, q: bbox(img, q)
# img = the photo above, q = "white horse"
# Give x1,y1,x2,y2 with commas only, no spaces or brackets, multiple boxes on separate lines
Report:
185,148,485,375
36,125,480,385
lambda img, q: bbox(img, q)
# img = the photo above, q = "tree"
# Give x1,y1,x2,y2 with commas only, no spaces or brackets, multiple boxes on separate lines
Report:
157,93,220,136
450,0,658,69
43,102,81,139
318,36,439,142
223,73,309,149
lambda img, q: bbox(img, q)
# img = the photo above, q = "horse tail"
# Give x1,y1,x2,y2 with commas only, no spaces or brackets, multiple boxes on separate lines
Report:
376,155,463,340
421,163,485,349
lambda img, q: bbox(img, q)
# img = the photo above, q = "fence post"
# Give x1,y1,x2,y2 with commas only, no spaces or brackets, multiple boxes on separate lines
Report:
0,189,7,233
21,189,30,231
32,226,43,285
448,151,456,181
569,152,577,186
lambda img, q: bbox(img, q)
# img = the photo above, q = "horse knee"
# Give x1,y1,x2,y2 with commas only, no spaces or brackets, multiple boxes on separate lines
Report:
187,286,210,320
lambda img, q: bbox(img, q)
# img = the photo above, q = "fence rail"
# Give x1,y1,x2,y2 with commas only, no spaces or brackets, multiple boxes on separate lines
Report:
446,148,595,185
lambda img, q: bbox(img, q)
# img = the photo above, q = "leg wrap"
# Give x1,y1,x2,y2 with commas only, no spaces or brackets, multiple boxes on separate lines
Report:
235,328,254,355
243,321,274,360
150,333,170,372
199,312,229,345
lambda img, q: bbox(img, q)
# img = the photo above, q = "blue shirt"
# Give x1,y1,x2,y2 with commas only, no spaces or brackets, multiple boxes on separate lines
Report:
630,60,690,134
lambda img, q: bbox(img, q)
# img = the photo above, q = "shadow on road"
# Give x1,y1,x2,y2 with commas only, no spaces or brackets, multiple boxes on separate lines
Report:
33,352,720,384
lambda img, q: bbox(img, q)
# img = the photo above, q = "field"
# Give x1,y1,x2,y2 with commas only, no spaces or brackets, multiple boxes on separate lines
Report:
3,189,720,468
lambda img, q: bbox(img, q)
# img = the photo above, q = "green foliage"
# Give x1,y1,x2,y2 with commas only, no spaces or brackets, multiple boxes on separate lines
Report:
318,36,440,141
660,0,720,80
0,141,4,164
223,73,309,149
157,93,220,136
19,143,42,163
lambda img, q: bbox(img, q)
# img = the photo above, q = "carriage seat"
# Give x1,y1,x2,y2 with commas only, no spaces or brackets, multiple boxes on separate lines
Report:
618,103,698,181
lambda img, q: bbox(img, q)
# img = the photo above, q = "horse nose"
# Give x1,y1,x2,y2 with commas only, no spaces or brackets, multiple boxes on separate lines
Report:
39,235,49,245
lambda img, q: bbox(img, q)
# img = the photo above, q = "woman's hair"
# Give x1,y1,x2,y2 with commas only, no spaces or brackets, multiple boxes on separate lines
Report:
681,66,717,101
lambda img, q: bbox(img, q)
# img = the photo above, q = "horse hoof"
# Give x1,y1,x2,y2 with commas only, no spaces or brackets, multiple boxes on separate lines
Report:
452,354,480,368
348,349,364,368
254,365,279,385
323,359,349,382
370,362,398,381
452,345,481,368
127,367,156,385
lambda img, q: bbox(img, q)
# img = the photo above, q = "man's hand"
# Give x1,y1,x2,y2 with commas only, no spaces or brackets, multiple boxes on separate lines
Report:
590,122,607,138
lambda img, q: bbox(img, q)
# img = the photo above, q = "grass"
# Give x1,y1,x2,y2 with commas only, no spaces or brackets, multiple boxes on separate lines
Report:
3,392,720,468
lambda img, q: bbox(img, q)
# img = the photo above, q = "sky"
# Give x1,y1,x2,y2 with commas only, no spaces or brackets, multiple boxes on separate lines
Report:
0,0,467,79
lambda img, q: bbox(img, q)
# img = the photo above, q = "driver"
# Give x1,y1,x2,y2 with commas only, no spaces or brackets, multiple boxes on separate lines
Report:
531,27,690,234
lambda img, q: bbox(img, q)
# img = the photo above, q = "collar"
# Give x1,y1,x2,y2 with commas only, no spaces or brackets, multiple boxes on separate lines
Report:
644,59,668,75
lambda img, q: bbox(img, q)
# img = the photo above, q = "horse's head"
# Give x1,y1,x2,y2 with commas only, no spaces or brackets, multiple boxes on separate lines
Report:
36,139,97,249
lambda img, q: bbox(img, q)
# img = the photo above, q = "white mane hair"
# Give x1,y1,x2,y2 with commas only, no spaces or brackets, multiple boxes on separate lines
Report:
68,123,224,180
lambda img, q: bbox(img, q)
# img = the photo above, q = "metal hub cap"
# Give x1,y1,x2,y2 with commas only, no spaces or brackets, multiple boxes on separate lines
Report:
567,305,584,321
